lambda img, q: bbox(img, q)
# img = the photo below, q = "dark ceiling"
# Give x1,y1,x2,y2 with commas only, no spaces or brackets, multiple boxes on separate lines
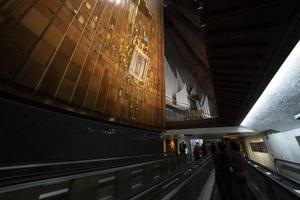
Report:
164,0,300,127
164,0,214,100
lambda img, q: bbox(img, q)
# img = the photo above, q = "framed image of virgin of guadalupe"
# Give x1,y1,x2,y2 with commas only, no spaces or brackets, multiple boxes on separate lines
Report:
128,46,150,83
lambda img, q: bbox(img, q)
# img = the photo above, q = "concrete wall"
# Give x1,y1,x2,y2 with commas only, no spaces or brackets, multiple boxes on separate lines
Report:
244,128,300,170
244,135,274,170
264,128,300,165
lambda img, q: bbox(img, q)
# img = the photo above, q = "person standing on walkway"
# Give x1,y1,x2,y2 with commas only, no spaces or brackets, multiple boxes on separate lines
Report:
193,142,201,161
227,141,249,200
202,142,208,156
179,141,186,155
210,142,217,155
212,142,232,200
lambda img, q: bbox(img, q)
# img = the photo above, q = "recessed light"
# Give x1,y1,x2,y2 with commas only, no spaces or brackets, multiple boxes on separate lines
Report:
295,113,300,120
293,189,300,194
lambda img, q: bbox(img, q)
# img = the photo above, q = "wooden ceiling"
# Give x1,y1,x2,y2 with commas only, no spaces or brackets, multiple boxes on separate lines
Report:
164,0,300,126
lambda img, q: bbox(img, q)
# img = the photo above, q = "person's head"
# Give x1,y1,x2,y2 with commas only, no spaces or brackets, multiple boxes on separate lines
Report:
229,141,240,151
217,142,226,151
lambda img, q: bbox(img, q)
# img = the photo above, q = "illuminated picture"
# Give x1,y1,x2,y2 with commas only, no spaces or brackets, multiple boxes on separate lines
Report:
128,46,150,82
250,142,268,153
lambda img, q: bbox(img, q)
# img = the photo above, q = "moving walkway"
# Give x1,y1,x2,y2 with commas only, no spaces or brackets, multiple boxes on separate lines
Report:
0,155,299,200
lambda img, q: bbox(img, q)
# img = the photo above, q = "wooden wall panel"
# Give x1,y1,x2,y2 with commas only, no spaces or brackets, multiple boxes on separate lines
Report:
0,0,165,130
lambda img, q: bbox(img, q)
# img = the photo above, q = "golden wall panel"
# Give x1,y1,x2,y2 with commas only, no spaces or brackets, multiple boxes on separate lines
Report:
0,0,165,130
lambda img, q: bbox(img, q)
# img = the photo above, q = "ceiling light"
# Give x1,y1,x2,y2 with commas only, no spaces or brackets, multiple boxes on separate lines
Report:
294,189,300,194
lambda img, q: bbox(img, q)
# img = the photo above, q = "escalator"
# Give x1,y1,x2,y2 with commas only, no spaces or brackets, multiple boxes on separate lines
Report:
0,156,299,200
246,160,300,200
0,154,212,200
209,159,300,200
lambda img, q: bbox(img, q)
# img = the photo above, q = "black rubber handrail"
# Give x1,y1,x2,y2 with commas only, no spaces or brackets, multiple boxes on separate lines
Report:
0,154,191,195
274,158,300,168
129,157,212,200
247,159,300,198
247,158,300,186
0,154,181,188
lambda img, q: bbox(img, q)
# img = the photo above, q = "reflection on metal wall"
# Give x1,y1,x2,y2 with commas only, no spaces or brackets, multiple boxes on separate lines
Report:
0,97,162,164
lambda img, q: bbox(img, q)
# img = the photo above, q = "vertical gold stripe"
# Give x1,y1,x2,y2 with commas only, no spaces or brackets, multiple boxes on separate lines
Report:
54,0,100,97
69,0,115,103
89,0,120,109
83,0,129,107
35,0,86,91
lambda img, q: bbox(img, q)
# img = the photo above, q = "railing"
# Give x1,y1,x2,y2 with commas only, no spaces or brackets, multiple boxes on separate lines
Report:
274,159,300,184
247,159,300,200
0,155,212,200
0,154,163,187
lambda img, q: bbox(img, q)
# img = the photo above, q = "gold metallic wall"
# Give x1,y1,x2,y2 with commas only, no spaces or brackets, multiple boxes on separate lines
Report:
0,0,165,130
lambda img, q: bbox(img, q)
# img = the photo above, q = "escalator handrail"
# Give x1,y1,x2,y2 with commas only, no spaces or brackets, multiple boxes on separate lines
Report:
247,159,300,198
130,156,212,200
0,154,165,187
0,155,188,194
247,158,300,185
161,157,212,200
274,158,300,167
0,154,164,170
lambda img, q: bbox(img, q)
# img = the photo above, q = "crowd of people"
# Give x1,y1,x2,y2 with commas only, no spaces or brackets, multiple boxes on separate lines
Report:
191,140,249,200
212,141,249,200
192,142,208,160
181,140,249,200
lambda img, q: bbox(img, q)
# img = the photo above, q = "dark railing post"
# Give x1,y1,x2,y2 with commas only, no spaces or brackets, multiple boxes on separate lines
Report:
179,156,185,169
115,169,132,198
143,164,154,185
183,155,188,166
70,176,98,200
160,160,168,177
175,157,180,170
0,187,39,200
169,158,177,172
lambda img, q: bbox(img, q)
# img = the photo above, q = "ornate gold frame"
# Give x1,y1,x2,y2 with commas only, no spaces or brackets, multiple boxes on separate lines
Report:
128,46,150,83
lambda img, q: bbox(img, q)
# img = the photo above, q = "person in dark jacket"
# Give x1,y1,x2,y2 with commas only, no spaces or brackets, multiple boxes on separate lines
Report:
193,142,201,161
212,142,232,200
210,142,217,155
202,142,208,156
227,141,249,200
179,141,186,155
